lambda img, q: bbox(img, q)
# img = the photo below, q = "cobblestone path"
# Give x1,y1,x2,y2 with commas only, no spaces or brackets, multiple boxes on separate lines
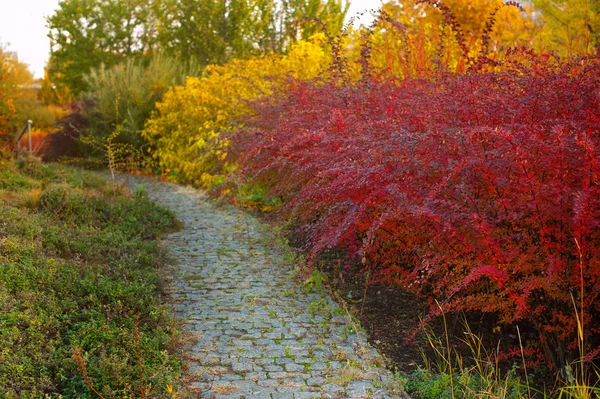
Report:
126,177,399,399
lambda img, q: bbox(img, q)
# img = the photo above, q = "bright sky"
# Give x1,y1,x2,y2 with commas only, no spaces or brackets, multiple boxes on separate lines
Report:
0,0,62,78
348,0,381,26
0,0,379,80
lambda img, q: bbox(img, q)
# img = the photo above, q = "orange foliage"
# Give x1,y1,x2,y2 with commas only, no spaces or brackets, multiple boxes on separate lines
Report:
17,128,51,156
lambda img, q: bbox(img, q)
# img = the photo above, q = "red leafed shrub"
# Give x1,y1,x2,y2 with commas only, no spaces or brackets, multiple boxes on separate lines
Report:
232,57,600,371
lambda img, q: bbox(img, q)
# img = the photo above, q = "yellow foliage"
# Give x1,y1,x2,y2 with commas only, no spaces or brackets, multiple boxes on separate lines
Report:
357,0,537,79
532,0,600,57
142,36,329,187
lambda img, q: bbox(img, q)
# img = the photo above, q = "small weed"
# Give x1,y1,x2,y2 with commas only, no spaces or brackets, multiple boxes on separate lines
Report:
135,184,146,198
212,384,239,395
246,296,258,305
402,316,532,399
330,362,364,386
304,268,328,293
307,298,327,314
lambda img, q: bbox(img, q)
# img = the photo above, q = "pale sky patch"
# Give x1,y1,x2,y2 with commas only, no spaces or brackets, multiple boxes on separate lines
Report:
0,0,61,78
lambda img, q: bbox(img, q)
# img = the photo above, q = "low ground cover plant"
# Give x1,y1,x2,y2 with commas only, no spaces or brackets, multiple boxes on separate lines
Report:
232,53,600,384
0,156,181,398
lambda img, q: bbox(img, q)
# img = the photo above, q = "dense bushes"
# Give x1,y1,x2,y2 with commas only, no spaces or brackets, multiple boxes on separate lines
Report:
43,54,201,167
42,103,87,163
233,56,600,373
45,38,330,176
143,37,330,187
0,159,181,397
81,54,202,150
136,3,600,375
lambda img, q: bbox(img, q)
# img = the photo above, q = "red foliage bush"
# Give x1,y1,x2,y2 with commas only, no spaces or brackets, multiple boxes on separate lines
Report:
17,129,51,156
233,57,600,370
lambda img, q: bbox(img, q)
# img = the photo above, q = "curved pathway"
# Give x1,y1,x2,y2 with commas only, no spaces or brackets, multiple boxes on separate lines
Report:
126,177,400,399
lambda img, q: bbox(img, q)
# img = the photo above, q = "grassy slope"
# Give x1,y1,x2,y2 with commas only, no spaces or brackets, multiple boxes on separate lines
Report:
0,156,181,398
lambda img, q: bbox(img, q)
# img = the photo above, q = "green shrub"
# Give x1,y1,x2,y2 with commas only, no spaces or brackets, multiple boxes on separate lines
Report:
38,184,87,218
79,53,202,159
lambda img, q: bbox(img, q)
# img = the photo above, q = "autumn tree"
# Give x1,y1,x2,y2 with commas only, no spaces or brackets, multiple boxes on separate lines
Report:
278,0,349,47
532,0,600,56
0,46,59,153
0,49,45,134
38,67,72,106
155,0,258,64
356,0,535,78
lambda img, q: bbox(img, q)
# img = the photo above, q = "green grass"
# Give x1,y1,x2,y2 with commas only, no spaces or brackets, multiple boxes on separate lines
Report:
388,318,600,399
397,366,527,399
0,156,182,398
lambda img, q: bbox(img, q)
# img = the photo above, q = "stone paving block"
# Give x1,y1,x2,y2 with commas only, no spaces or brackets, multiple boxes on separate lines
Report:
307,377,328,386
256,358,277,365
310,371,328,379
321,383,344,394
252,364,264,372
264,347,288,357
276,386,303,393
268,371,290,379
347,380,374,391
232,362,253,372
285,363,305,372
216,373,244,381
257,379,280,388
309,362,328,370
301,393,327,399
271,393,296,399
287,348,310,357
265,364,284,372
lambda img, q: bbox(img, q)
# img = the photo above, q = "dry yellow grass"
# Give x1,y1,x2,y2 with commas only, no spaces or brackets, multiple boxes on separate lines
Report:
211,384,239,394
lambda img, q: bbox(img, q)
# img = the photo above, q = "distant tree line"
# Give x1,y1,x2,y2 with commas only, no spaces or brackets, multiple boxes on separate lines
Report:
46,0,349,95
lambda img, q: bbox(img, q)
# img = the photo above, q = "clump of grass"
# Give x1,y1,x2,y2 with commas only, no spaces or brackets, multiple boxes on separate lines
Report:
330,362,365,385
555,241,600,399
0,157,182,397
399,321,528,399
397,310,600,399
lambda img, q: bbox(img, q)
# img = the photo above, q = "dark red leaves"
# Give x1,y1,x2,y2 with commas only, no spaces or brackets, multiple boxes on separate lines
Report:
232,57,600,369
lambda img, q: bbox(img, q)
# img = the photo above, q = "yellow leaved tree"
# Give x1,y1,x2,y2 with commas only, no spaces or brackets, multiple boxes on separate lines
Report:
353,0,536,79
143,36,329,187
